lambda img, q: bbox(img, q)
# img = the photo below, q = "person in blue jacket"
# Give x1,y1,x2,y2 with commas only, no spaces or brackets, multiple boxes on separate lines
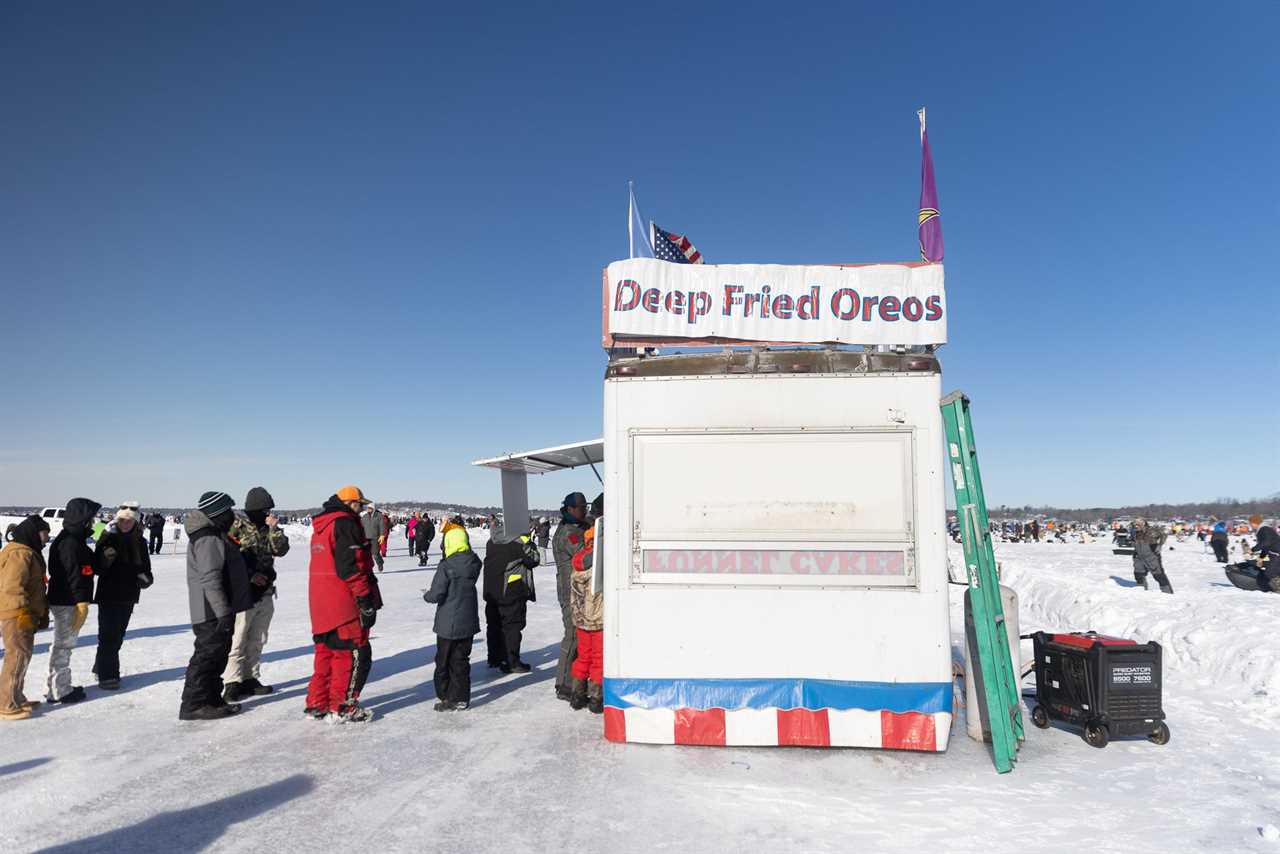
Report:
1209,521,1229,563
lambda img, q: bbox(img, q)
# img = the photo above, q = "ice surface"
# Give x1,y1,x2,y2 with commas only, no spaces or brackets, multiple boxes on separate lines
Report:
1,523,1276,853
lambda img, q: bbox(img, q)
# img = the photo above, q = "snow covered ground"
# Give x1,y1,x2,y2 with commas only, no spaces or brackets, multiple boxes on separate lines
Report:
1,523,1277,853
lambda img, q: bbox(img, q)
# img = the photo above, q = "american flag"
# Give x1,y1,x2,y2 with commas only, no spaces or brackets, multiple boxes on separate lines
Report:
651,223,704,264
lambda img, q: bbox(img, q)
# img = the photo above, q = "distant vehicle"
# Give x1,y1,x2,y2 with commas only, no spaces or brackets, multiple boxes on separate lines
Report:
40,507,67,531
4,507,62,543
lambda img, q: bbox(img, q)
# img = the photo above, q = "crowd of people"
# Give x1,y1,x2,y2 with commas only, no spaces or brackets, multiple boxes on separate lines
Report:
0,485,610,724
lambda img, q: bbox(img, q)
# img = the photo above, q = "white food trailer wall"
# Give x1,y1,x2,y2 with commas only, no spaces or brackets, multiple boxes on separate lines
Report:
600,365,953,749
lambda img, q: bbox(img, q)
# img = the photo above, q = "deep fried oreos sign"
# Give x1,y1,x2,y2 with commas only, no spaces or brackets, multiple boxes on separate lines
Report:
603,258,946,347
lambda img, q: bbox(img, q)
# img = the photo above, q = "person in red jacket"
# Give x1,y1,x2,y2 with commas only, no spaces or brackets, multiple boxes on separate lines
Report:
305,486,382,723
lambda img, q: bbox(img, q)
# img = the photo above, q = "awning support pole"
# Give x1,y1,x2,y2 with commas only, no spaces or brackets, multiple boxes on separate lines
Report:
499,469,530,540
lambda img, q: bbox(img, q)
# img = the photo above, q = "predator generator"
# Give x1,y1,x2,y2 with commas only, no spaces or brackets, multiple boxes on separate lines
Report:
1029,631,1169,748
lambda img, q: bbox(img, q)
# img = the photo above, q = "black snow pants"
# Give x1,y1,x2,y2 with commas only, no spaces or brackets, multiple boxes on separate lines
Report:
434,636,474,705
1210,537,1229,563
1133,546,1173,592
93,603,135,681
484,596,527,667
180,618,234,715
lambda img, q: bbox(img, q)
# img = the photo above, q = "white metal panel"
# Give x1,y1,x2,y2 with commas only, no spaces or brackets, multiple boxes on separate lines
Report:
602,371,950,686
632,430,913,540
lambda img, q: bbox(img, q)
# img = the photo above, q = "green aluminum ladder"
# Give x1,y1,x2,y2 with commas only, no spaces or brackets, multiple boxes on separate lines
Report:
941,391,1023,773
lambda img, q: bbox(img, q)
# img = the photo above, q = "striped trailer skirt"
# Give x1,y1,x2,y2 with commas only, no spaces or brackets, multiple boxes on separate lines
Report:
602,677,952,751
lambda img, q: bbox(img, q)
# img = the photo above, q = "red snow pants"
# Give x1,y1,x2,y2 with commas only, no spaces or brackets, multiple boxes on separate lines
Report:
571,628,603,684
306,620,371,713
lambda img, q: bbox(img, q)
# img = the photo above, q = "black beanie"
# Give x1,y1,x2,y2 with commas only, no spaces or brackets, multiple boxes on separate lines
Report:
562,492,587,510
9,515,50,549
244,487,275,512
197,491,235,519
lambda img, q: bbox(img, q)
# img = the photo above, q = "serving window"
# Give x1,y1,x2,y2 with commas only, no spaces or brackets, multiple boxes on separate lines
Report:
629,429,917,588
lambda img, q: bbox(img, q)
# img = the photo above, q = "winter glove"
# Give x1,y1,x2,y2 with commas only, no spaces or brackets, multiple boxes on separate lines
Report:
72,602,90,632
215,613,235,634
357,595,377,629
15,608,37,633
136,572,153,589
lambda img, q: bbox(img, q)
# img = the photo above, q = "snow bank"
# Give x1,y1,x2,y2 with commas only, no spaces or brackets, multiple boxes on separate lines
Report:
987,538,1279,728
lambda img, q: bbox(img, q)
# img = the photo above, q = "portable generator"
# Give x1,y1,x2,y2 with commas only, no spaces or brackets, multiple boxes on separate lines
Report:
1028,631,1169,748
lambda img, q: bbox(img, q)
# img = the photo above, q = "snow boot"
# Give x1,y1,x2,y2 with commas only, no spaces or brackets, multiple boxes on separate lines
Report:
1135,576,1149,590
433,700,450,712
569,678,589,711
50,686,86,704
242,678,273,696
507,661,532,674
449,701,470,711
179,704,237,721
98,678,121,691
0,707,32,721
337,704,374,723
555,684,573,702
587,682,604,715
222,682,247,703
1159,584,1173,594
304,706,327,720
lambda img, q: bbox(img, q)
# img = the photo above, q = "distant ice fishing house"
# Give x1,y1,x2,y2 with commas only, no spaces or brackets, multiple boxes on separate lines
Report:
476,258,953,750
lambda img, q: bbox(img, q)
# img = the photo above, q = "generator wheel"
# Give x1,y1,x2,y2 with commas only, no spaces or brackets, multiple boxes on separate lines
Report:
1148,723,1170,745
1031,705,1050,729
1083,722,1109,749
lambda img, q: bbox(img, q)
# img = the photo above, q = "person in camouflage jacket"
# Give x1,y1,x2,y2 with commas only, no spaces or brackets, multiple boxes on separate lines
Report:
1132,518,1173,594
222,487,291,701
568,494,605,713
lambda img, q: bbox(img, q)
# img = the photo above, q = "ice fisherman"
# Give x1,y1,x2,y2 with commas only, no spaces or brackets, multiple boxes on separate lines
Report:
45,497,102,705
222,487,291,703
180,491,254,720
0,516,51,720
305,486,382,722
552,492,590,703
1247,514,1280,592
1209,521,1230,563
482,527,539,674
568,493,606,714
1131,518,1173,594
424,526,482,711
92,504,155,690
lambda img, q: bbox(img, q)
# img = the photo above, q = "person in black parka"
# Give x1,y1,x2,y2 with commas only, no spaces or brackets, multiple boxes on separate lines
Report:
45,497,102,704
146,512,167,555
92,507,154,689
415,514,436,567
483,532,539,673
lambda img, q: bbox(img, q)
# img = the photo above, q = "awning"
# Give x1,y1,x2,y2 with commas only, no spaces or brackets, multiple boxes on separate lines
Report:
471,439,604,475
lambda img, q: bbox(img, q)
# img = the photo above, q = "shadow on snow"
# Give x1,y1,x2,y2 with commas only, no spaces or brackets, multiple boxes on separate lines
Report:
32,774,315,854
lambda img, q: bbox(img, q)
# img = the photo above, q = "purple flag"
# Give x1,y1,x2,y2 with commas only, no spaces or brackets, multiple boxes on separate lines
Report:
918,109,944,263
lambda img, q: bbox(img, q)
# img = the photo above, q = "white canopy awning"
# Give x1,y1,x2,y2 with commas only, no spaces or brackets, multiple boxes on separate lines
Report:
472,439,604,476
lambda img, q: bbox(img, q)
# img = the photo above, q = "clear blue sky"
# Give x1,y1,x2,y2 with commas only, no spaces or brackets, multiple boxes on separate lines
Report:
3,3,1276,510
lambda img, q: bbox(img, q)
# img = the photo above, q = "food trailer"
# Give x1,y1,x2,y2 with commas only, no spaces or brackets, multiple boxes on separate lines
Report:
477,257,952,750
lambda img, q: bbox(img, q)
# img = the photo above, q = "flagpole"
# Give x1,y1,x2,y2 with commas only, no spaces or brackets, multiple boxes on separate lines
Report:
918,106,926,142
628,181,635,258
